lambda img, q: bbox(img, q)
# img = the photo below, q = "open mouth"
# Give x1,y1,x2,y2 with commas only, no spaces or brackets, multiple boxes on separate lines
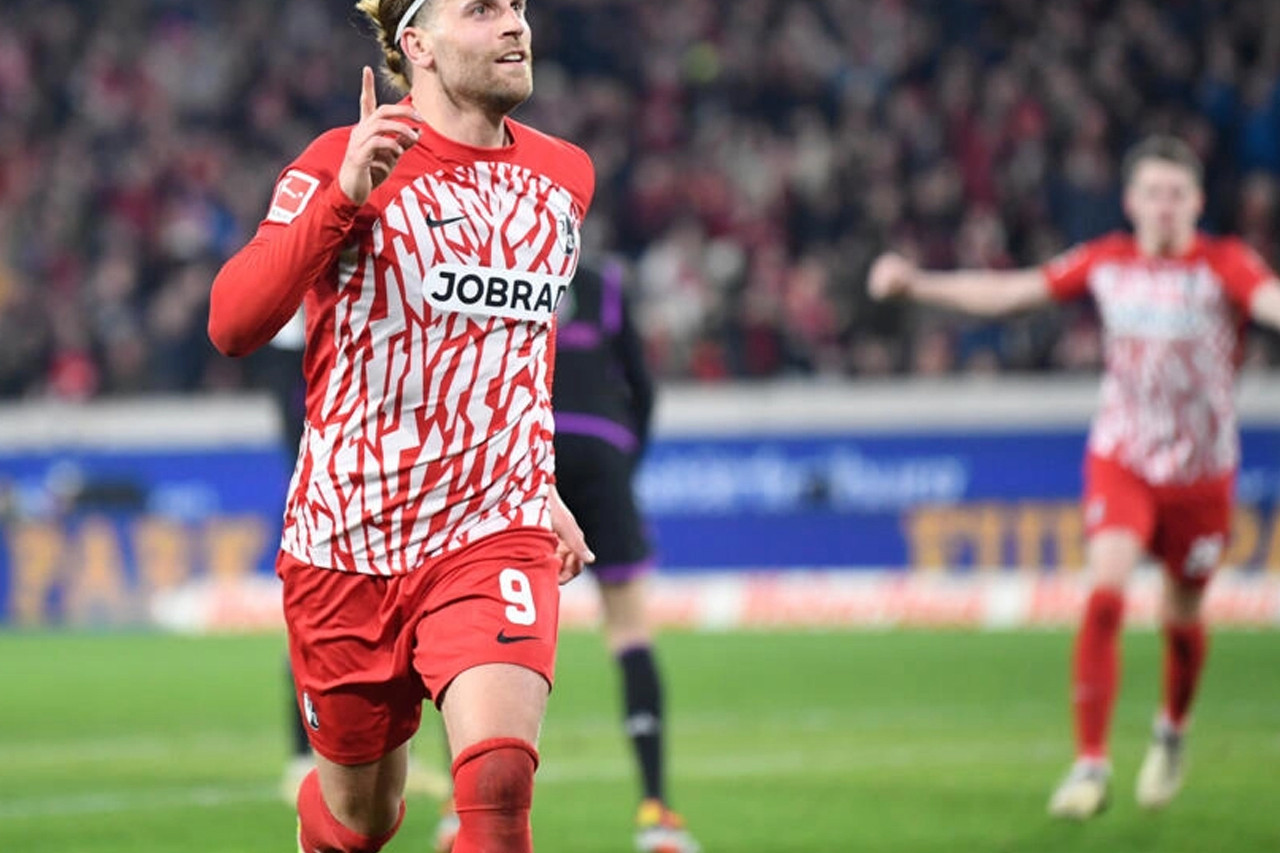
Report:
496,51,527,65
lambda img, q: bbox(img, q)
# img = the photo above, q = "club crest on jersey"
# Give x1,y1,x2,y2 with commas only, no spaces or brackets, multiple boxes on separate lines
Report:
425,263,571,324
559,213,577,256
267,170,320,224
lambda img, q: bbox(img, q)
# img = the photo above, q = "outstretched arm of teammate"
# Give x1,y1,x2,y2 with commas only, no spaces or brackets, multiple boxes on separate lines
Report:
1250,281,1280,331
868,252,1054,317
208,68,420,357
549,485,594,584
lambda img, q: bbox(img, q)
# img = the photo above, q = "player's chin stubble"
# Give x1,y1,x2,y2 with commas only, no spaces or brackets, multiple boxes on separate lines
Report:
484,67,533,115
443,58,532,117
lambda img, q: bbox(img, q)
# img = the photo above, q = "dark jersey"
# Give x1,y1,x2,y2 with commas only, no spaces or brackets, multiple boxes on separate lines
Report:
552,260,654,453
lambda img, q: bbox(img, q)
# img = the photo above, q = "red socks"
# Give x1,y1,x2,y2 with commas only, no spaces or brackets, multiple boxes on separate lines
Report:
296,769,404,853
293,739,539,853
451,738,539,853
1071,587,1208,758
1163,621,1207,730
1072,587,1125,760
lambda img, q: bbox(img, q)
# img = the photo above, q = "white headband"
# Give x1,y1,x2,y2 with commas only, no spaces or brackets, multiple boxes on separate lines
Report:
393,0,429,47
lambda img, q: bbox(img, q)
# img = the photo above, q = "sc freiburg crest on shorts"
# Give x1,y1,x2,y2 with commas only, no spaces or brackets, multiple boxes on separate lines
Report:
303,692,320,730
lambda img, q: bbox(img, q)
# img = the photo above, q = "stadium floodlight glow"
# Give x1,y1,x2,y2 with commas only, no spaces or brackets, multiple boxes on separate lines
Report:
395,0,431,47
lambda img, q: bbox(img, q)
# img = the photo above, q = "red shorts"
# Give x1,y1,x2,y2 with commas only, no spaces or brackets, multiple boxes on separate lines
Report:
280,528,562,765
1083,453,1234,588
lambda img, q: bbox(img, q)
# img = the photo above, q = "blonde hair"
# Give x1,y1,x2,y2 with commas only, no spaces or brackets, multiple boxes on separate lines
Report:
355,0,432,93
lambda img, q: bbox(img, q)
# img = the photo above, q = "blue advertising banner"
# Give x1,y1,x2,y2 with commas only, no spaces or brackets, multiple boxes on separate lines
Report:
0,448,289,627
3,425,1279,625
637,428,1280,572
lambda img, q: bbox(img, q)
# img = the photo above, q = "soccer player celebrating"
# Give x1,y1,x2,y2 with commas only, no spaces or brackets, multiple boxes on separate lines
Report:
208,1,595,851
868,136,1280,820
434,260,702,852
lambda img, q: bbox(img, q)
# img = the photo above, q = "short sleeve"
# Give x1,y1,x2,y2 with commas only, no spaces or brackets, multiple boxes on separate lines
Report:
1215,238,1274,312
1040,241,1100,302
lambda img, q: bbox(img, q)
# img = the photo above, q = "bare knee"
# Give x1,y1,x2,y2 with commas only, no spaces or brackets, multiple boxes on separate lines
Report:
323,787,402,838
313,750,407,839
297,766,405,853
1088,530,1143,591
1162,580,1205,626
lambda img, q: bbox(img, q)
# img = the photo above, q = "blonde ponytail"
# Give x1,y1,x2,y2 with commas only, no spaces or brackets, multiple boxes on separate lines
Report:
355,0,430,94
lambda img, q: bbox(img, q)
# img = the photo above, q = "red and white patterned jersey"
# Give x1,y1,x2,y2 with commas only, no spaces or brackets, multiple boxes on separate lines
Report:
210,112,593,574
1042,232,1271,484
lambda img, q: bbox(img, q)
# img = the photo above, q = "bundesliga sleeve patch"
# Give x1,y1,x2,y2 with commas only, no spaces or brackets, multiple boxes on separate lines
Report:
266,170,321,225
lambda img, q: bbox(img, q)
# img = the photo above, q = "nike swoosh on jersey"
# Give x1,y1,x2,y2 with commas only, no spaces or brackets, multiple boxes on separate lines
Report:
495,629,539,644
425,215,467,228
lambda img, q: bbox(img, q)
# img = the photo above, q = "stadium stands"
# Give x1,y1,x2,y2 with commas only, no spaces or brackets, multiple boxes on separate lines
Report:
1,0,1279,395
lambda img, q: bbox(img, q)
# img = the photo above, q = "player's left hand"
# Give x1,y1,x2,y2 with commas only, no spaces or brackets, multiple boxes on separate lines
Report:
549,485,594,584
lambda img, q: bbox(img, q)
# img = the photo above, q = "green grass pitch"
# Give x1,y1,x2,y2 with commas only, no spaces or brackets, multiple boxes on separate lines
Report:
1,628,1277,852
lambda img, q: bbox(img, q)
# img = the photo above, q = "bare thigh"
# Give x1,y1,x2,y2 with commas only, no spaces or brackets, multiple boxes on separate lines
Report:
1087,528,1145,590
441,663,550,758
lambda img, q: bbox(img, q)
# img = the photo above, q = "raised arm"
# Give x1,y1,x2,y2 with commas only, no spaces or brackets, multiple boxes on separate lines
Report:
868,252,1054,317
208,67,420,357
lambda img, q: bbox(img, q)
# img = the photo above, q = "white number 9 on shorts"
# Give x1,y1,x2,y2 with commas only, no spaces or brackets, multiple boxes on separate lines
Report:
499,568,538,626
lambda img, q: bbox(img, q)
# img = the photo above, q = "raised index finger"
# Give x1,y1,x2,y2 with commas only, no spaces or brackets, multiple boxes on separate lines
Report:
359,65,376,122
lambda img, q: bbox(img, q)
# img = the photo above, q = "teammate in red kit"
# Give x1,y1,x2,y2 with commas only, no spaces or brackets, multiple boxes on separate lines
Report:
868,136,1280,820
208,1,595,851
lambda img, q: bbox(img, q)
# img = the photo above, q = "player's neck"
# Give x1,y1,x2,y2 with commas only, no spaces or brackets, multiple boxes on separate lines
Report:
1137,231,1196,258
410,87,511,149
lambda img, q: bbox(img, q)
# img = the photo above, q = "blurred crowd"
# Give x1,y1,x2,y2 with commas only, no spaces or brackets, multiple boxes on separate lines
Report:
2,0,1279,397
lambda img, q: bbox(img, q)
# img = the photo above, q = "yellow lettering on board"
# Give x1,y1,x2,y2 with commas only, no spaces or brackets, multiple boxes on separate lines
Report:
203,516,268,581
134,517,191,593
9,522,63,627
1014,504,1054,573
972,504,1003,570
905,507,947,570
1056,505,1086,571
65,517,130,625
906,501,1275,573
1223,507,1259,571
1263,509,1280,574
907,505,1002,570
